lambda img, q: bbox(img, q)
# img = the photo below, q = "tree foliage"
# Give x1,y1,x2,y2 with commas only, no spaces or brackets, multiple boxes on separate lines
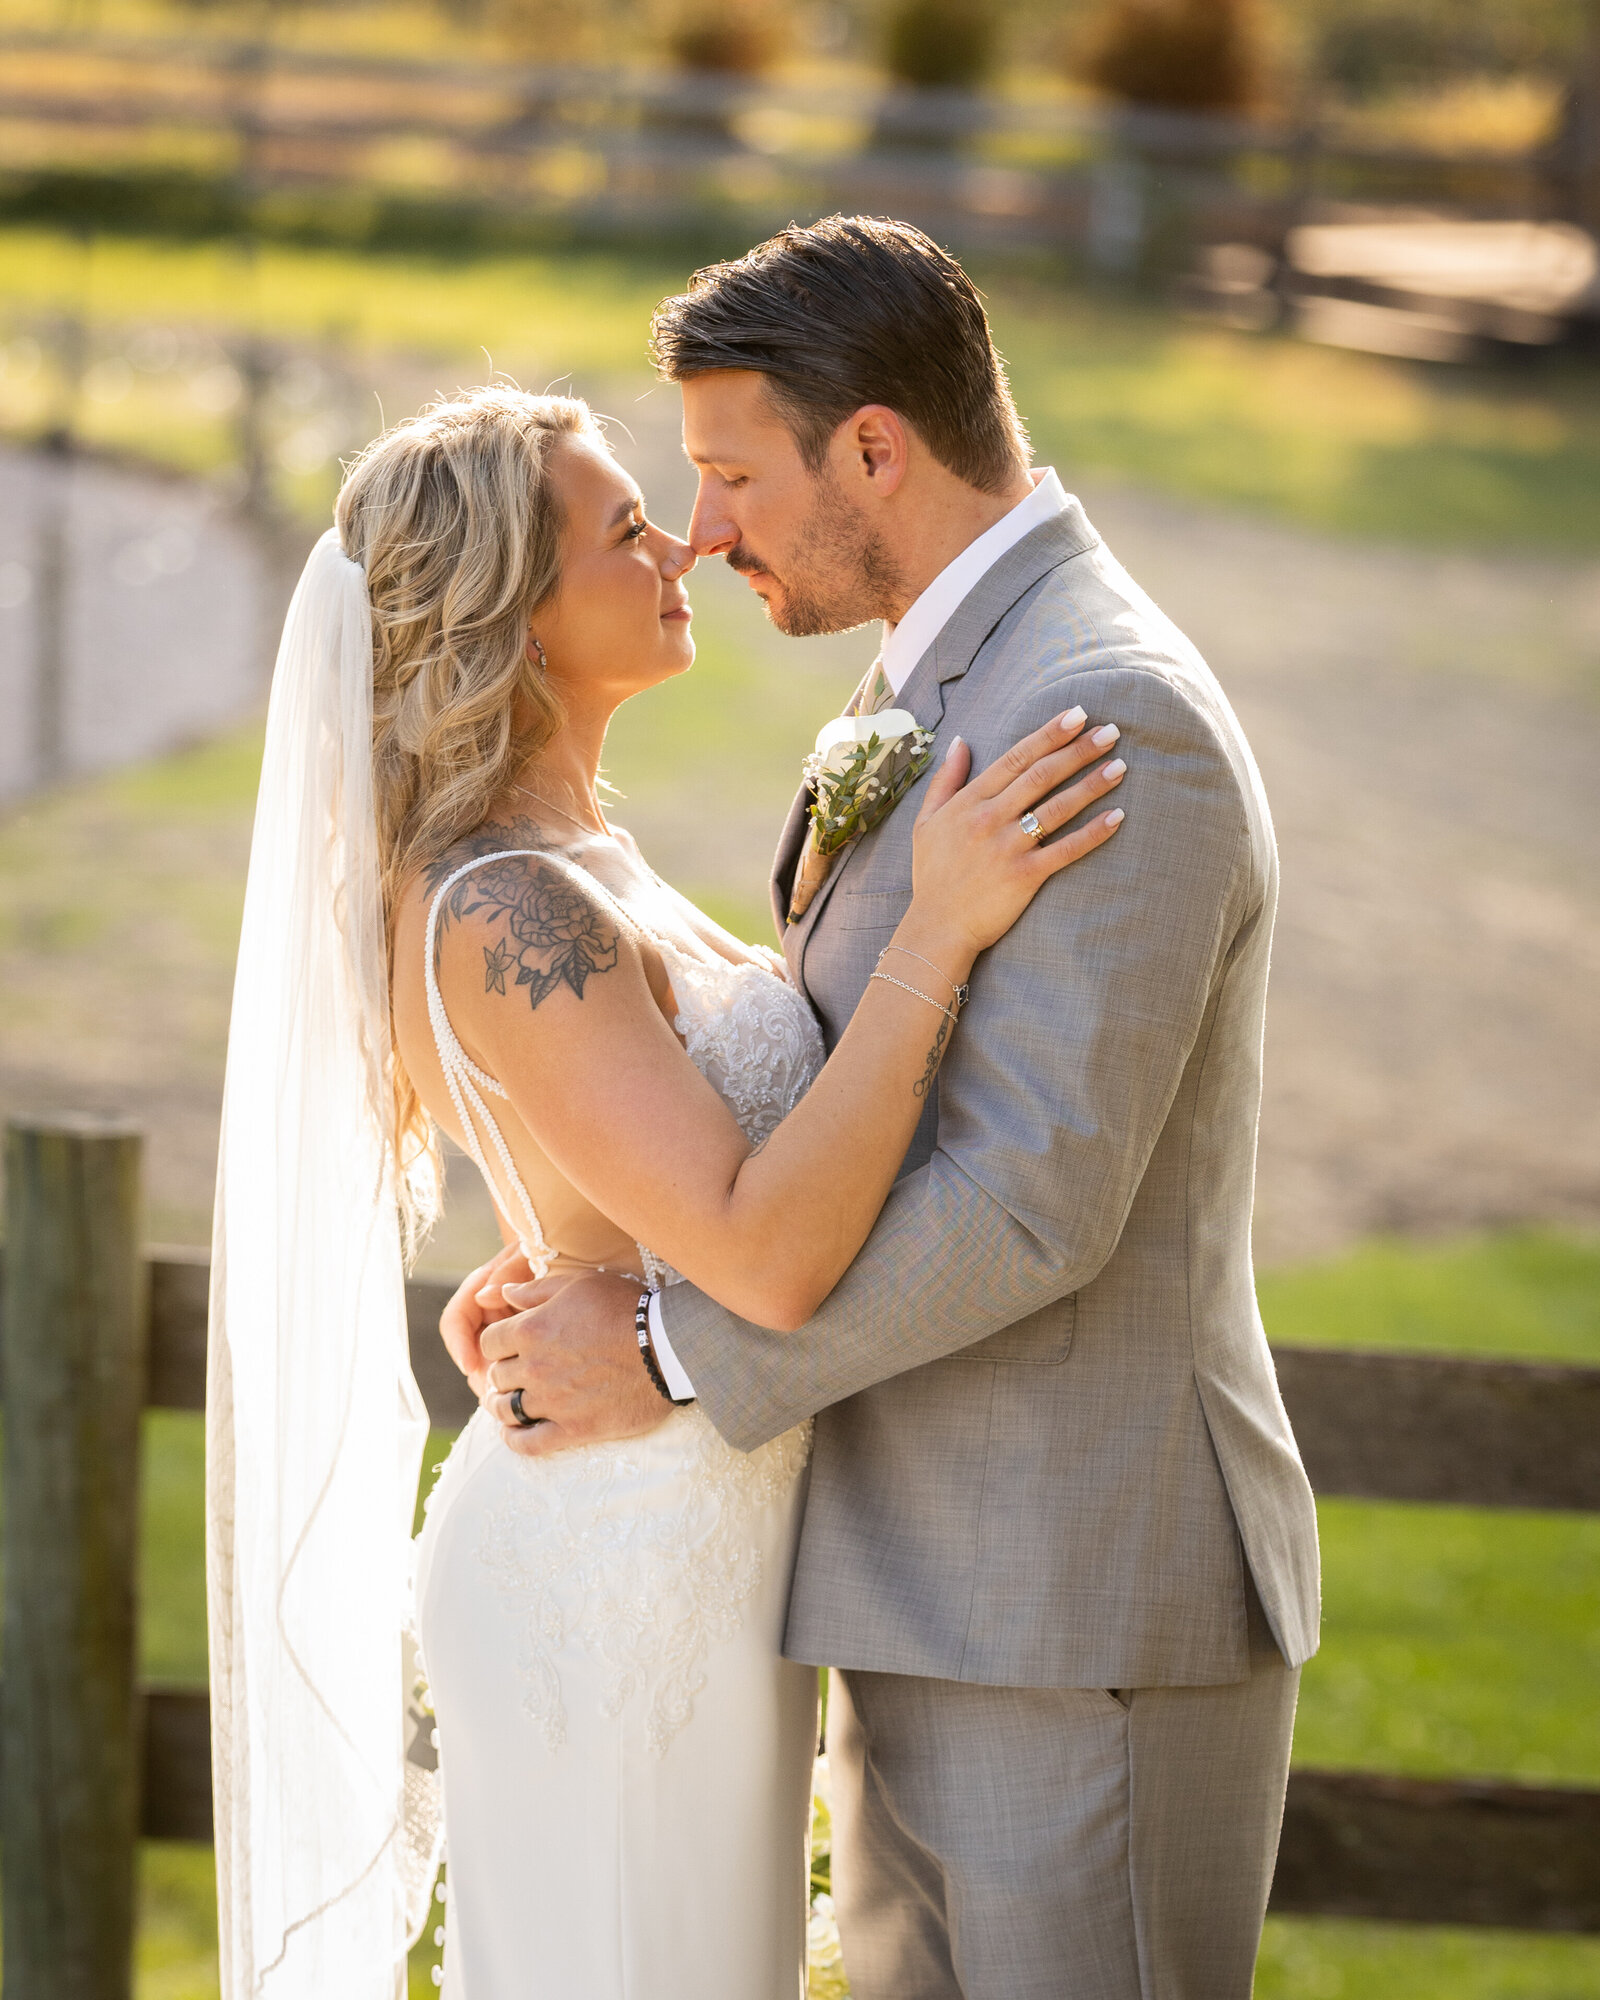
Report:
1296,0,1587,96
668,0,785,73
1080,0,1263,112
884,0,998,90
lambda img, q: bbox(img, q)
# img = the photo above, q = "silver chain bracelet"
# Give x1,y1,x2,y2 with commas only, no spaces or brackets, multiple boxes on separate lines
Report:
878,943,969,1011
869,969,961,1027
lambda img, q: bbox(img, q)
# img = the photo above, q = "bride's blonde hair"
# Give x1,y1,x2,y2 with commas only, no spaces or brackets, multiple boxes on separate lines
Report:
335,384,599,1242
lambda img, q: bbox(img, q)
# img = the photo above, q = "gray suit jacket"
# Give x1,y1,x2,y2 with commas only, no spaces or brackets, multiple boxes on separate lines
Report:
662,501,1321,1688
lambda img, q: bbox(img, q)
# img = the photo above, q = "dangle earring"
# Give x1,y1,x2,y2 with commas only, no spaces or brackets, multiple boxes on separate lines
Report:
528,634,548,671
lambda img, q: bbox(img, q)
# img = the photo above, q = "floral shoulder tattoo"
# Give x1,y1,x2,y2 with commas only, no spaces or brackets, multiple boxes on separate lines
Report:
423,818,620,1013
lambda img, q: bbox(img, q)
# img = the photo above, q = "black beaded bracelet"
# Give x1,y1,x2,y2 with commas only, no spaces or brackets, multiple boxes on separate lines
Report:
636,1289,693,1406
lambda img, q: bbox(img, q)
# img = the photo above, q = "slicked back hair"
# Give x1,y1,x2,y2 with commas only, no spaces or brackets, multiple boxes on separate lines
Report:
650,216,1030,496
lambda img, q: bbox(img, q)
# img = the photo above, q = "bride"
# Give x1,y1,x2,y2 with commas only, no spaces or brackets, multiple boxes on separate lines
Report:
206,385,1127,1999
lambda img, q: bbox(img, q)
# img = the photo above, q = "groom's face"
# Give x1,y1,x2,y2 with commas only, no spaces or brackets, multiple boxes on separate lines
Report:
681,371,896,638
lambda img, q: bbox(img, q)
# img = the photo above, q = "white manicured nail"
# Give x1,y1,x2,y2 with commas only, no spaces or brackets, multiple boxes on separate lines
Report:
1092,725,1120,746
944,735,963,760
1102,759,1126,780
1060,707,1086,728
1104,808,1125,826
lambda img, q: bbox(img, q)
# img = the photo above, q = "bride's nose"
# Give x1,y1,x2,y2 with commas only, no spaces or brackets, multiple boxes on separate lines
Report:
659,532,696,579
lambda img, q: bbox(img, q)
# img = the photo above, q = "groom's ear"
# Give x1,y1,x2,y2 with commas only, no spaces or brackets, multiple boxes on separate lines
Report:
835,404,909,498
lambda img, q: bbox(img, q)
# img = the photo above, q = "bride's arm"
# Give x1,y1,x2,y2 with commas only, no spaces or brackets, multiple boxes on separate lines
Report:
439,709,1125,1330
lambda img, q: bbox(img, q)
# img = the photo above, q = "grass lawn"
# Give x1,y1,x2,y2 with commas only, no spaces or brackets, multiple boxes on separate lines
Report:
4,226,1600,550
80,1228,1597,1997
1001,285,1600,552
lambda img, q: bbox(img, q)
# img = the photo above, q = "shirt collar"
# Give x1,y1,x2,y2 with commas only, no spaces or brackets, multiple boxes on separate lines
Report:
880,468,1069,697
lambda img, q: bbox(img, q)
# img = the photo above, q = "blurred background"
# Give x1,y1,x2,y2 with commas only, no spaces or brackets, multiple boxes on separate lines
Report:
0,0,1596,1992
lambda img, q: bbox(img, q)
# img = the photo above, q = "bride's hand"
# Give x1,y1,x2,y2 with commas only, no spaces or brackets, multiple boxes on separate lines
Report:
909,706,1125,958
440,1242,536,1401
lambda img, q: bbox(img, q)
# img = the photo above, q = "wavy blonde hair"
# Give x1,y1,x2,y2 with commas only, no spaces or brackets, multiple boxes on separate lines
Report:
335,385,599,1243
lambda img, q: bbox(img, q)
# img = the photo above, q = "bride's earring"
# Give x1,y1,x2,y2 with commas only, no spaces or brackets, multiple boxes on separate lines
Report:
528,634,548,671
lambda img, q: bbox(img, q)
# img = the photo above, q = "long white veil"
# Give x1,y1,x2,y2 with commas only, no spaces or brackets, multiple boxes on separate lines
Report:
207,529,438,1997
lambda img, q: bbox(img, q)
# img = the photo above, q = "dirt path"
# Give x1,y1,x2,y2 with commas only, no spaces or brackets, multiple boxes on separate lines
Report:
1076,486,1600,1261
0,415,1595,1268
0,446,270,801
615,406,1600,1266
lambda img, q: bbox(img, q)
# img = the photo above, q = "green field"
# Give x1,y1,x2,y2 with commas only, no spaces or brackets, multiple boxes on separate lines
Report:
5,225,1600,549
93,1228,1600,1997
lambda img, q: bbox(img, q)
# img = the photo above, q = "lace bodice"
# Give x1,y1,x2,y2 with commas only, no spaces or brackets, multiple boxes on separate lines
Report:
424,848,825,1282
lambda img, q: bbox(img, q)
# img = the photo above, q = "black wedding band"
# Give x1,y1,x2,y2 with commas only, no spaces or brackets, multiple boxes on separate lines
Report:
508,1387,539,1429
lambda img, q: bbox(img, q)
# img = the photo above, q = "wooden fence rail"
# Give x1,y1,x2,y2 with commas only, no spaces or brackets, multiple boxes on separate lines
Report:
2,1118,1598,1998
0,27,1571,264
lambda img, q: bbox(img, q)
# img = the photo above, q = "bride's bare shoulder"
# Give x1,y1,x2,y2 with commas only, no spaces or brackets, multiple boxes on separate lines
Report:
401,821,675,1062
416,821,612,985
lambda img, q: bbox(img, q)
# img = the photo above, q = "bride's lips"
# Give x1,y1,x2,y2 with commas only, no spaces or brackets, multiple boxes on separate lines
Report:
660,600,692,623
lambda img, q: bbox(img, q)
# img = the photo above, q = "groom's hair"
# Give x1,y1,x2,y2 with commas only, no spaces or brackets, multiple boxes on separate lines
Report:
650,216,1030,496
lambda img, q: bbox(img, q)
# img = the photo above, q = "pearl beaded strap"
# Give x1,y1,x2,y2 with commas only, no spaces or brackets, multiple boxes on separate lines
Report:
425,853,557,1278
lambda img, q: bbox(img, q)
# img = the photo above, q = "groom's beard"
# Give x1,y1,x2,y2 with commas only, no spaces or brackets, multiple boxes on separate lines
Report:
728,473,905,638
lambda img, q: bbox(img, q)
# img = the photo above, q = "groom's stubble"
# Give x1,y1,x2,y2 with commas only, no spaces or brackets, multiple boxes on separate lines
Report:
727,465,905,639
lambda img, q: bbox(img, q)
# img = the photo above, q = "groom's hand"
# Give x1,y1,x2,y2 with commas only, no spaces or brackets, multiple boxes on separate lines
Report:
480,1271,668,1457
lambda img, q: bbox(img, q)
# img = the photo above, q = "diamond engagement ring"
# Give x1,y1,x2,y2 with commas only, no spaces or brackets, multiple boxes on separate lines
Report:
1019,809,1046,845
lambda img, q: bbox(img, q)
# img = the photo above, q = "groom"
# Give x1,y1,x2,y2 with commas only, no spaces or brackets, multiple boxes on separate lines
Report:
448,216,1319,1997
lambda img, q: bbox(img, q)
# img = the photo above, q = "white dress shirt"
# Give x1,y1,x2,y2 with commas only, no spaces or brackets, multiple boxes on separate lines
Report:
648,469,1072,1399
879,467,1068,696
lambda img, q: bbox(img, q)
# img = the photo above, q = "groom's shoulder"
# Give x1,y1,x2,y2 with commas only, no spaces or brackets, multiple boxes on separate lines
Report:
1018,524,1206,685
996,547,1228,740
984,532,1265,821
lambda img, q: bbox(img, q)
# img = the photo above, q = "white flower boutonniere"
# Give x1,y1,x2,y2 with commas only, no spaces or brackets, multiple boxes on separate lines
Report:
788,708,935,923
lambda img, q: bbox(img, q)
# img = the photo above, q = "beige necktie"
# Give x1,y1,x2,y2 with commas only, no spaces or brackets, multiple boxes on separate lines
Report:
847,659,894,717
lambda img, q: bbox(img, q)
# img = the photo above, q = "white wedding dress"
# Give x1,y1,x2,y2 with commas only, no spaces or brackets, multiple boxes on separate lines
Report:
412,852,824,1999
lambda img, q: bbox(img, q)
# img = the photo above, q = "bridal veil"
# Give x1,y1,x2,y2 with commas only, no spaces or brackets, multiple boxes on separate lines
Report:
207,529,437,1998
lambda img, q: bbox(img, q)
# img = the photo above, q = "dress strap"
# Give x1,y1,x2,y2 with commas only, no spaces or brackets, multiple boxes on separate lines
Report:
425,851,556,1275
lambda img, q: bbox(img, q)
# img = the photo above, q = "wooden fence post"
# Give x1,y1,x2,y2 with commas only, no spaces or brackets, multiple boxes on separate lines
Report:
2,1114,146,2000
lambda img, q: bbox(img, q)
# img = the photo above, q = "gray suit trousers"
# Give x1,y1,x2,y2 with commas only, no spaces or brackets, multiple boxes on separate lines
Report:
828,1582,1298,2000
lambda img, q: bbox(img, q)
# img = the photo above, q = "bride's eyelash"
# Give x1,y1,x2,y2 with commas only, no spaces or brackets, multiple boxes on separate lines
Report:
625,519,647,540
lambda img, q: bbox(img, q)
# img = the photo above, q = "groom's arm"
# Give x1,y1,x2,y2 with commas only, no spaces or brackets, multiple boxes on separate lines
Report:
660,662,1262,1452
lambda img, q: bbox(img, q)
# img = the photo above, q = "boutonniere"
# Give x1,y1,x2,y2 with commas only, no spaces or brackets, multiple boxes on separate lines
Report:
787,708,935,923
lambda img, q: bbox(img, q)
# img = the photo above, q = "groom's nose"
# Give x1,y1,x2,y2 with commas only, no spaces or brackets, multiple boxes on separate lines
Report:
688,477,738,558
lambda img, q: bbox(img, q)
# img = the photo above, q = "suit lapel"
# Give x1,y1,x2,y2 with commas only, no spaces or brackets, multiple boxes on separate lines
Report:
772,784,810,972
